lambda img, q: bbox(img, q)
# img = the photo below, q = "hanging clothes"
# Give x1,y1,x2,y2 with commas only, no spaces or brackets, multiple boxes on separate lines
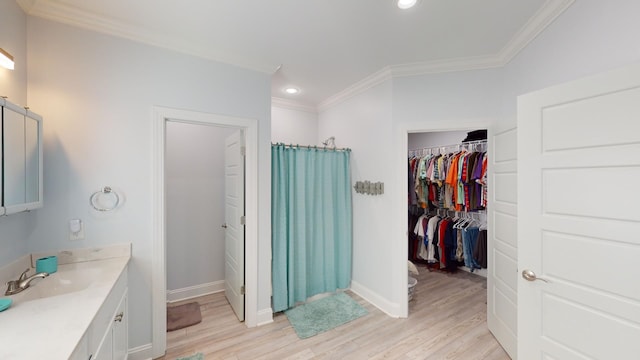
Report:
408,148,487,212
408,139,488,274
461,226,482,271
474,230,488,269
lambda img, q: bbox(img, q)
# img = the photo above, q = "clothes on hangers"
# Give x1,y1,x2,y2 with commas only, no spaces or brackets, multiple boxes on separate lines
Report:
462,226,482,271
409,211,487,272
408,141,488,273
408,147,487,212
474,230,488,269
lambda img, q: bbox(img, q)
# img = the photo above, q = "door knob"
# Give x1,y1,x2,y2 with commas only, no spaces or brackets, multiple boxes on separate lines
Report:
522,269,548,283
221,223,228,229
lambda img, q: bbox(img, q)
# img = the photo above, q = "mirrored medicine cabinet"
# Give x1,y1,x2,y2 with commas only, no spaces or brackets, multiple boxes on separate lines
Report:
1,97,43,215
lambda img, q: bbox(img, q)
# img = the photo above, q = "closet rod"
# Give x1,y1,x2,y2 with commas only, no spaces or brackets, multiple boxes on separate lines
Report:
271,142,351,152
430,208,486,217
409,139,486,155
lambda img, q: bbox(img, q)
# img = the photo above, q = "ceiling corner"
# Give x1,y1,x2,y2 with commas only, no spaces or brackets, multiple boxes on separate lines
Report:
317,67,393,113
16,0,38,13
497,0,576,65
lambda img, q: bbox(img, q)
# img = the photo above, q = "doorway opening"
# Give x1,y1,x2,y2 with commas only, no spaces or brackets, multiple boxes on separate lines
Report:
151,106,259,358
164,121,243,320
407,129,488,285
394,121,491,316
396,120,517,358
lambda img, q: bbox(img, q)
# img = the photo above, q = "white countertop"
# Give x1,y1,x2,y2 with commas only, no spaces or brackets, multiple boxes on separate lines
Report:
0,256,129,359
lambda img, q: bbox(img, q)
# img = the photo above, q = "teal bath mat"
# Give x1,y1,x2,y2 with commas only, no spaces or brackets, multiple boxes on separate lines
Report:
285,292,368,339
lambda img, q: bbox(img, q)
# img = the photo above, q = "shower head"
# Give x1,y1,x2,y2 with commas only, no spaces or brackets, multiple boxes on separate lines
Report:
322,136,336,148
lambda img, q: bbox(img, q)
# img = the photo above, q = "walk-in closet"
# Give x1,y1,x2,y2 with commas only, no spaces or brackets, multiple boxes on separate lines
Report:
407,129,489,314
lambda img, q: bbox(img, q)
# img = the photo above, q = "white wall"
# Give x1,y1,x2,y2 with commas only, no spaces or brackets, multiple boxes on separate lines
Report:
166,122,235,294
393,69,502,124
25,17,271,350
408,130,468,150
318,80,397,313
0,1,27,105
0,1,32,267
500,0,640,125
271,105,318,144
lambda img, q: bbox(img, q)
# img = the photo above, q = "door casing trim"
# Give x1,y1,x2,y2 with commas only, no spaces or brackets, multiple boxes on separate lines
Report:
151,106,259,358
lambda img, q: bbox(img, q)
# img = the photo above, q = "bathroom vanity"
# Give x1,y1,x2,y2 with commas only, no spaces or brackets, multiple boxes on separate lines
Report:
0,246,130,359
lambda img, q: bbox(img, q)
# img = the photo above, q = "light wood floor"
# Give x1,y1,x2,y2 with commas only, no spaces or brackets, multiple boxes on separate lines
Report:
159,265,510,360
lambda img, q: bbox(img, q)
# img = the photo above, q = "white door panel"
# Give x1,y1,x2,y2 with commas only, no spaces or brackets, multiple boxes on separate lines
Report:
224,130,245,321
488,126,519,359
541,87,640,151
518,63,640,359
494,212,517,250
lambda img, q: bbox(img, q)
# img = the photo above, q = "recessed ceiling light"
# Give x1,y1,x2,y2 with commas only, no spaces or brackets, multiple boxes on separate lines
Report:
397,0,417,9
284,87,300,95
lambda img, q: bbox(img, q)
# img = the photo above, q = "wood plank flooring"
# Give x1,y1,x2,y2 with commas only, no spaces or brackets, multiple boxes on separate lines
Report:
159,265,510,360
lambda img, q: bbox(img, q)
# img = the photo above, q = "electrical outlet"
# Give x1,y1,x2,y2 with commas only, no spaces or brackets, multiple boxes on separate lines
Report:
69,219,85,240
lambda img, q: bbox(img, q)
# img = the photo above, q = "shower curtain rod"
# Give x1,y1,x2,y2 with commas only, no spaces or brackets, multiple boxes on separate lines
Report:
272,142,351,152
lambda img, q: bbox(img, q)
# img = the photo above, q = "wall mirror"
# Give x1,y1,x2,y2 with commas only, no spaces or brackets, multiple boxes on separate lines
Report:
1,98,43,215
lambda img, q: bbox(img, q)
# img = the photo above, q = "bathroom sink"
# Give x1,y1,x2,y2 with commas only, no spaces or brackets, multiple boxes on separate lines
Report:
14,275,91,301
9,265,99,302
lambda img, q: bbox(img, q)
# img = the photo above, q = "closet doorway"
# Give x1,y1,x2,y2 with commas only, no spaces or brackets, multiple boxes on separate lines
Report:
407,129,488,278
400,123,516,358
165,121,242,317
151,107,259,358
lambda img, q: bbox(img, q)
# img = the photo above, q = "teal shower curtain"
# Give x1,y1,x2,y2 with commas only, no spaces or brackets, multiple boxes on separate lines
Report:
271,144,352,312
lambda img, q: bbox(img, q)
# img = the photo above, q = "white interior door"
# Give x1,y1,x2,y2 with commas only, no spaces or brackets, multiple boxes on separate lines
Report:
224,130,245,321
517,63,640,359
487,125,518,359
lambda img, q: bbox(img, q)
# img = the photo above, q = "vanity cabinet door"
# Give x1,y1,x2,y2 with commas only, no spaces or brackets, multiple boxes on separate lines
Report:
112,291,128,360
69,333,89,360
92,289,127,360
94,327,113,360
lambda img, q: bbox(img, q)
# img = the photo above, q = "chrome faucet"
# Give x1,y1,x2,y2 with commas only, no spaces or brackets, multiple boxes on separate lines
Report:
5,268,49,295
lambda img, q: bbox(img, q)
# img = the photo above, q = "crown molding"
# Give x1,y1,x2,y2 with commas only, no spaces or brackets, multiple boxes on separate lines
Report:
389,54,504,78
271,97,317,113
318,66,393,112
17,0,278,74
16,0,37,12
498,0,576,64
318,0,575,112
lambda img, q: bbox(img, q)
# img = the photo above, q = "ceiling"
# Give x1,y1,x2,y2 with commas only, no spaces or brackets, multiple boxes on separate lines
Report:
17,0,574,111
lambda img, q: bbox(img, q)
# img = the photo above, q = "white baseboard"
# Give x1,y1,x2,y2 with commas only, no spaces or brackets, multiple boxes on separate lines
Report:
256,307,274,326
128,343,153,360
166,280,225,303
350,280,402,318
460,266,487,278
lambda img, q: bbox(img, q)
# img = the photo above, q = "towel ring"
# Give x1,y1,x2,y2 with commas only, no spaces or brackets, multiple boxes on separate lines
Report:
90,186,120,212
